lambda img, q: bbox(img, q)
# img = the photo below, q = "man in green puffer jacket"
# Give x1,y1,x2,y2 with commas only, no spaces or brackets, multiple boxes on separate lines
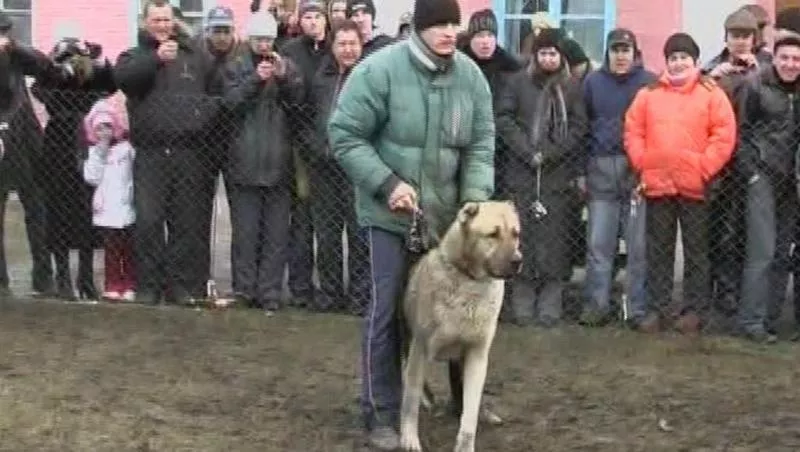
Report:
327,0,494,448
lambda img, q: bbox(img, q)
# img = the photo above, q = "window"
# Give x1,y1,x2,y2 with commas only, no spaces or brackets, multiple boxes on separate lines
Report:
494,0,616,63
1,0,32,46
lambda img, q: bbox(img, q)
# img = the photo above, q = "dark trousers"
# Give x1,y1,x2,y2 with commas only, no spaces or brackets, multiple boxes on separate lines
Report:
230,184,291,303
0,157,51,292
360,227,408,430
133,148,208,298
708,174,745,314
102,227,135,293
310,161,369,311
287,190,314,300
646,197,710,317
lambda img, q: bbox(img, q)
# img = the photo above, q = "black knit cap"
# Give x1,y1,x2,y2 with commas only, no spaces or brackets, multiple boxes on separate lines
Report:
413,0,461,32
561,38,589,65
346,0,375,18
467,9,497,36
663,32,700,61
531,28,564,54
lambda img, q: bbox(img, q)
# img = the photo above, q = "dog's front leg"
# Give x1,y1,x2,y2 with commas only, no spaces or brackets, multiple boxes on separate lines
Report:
453,345,490,452
400,338,427,451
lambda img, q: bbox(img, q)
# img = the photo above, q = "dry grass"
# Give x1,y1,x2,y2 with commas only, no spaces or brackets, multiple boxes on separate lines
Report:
0,300,798,451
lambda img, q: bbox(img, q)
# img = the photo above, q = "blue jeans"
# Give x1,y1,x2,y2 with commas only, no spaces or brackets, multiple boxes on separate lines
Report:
360,227,408,430
738,176,796,332
583,197,647,320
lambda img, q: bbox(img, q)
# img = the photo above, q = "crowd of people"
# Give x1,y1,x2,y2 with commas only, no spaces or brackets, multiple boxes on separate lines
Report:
3,0,800,447
1,2,800,343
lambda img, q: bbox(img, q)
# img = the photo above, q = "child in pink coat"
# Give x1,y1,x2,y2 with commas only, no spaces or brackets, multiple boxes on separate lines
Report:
82,100,136,301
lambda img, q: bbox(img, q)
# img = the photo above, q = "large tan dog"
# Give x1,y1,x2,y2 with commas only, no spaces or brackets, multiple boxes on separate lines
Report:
399,201,522,452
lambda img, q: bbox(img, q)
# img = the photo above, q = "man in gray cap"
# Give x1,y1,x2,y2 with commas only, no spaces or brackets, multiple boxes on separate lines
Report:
194,5,248,300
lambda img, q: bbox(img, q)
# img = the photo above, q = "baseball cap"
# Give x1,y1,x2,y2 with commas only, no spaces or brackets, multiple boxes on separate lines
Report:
206,6,234,28
607,28,636,48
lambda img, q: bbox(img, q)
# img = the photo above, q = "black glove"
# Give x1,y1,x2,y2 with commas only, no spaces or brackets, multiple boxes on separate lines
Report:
85,41,102,60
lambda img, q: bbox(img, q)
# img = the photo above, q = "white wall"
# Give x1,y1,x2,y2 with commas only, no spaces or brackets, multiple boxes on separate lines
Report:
682,0,751,65
373,0,414,38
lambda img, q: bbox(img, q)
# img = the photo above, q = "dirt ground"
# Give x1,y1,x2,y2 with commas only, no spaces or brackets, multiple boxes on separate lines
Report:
5,192,800,451
0,301,800,452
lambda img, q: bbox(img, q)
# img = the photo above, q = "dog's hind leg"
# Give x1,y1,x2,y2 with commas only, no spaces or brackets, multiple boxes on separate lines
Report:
453,345,490,452
400,338,427,451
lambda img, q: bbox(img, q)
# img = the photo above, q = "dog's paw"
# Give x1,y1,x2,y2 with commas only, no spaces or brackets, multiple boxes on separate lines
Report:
399,433,423,451
479,406,504,425
453,431,475,452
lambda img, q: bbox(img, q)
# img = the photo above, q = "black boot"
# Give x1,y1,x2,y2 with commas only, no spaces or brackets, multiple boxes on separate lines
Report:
77,247,98,300
53,248,75,301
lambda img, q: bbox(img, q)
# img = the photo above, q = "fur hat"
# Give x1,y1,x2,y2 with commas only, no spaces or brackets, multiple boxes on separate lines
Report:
663,32,700,61
774,30,800,52
413,0,461,32
467,9,497,36
530,28,564,54
562,38,589,66
247,10,278,38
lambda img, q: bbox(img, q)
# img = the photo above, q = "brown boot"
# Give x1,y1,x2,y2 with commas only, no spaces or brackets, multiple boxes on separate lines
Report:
637,313,661,334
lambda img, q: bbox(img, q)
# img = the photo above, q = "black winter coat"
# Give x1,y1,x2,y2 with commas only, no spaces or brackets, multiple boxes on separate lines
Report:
0,44,63,187
223,52,305,187
737,65,800,180
31,59,116,249
114,32,218,149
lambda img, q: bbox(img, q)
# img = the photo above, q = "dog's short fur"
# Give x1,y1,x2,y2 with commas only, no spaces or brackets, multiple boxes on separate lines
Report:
399,201,522,452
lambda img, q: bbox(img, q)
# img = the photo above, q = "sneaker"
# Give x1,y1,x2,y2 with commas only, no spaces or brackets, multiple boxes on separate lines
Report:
578,309,609,327
102,291,121,301
366,426,400,450
121,290,136,302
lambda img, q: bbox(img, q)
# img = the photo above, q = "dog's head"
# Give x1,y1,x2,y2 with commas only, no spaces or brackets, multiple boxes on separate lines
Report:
443,200,523,280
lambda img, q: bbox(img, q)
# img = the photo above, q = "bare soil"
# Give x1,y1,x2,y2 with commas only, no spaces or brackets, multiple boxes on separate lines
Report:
0,299,798,451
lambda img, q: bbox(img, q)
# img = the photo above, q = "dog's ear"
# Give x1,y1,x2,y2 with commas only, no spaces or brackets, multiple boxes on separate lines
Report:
458,202,480,224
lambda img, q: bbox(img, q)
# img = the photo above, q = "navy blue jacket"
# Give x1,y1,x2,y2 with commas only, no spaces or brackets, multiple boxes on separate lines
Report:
582,63,655,162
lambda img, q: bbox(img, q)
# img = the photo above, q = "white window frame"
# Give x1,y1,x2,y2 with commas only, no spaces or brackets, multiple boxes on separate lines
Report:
493,0,616,62
1,0,33,46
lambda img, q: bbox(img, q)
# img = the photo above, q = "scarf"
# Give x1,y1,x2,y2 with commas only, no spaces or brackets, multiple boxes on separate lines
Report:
408,31,454,73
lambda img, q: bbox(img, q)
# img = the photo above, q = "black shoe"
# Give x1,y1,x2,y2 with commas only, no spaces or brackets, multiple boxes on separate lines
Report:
311,292,337,312
56,277,76,301
743,328,777,344
262,299,280,314
77,279,99,301
171,287,197,306
136,291,161,306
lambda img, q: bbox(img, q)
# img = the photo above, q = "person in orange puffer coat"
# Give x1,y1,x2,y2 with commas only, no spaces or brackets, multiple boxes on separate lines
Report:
623,32,736,335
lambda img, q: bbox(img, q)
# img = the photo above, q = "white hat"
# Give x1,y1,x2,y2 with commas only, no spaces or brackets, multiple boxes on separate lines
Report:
247,10,278,39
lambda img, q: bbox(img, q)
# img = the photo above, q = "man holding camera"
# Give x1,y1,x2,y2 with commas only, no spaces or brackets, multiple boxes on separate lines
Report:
0,11,77,300
703,9,767,328
114,0,218,306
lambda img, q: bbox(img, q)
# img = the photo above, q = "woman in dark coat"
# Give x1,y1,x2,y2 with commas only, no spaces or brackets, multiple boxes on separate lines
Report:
30,38,116,300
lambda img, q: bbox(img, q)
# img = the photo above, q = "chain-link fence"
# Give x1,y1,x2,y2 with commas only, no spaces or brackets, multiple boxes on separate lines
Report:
2,84,800,341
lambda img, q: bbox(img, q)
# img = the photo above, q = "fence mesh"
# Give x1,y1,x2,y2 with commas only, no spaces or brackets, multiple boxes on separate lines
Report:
1,84,799,340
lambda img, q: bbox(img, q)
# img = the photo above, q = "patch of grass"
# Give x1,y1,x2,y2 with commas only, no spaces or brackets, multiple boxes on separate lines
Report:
0,300,798,451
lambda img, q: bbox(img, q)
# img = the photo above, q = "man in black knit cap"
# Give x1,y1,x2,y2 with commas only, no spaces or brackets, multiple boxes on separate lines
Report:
329,0,496,448
346,0,394,58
